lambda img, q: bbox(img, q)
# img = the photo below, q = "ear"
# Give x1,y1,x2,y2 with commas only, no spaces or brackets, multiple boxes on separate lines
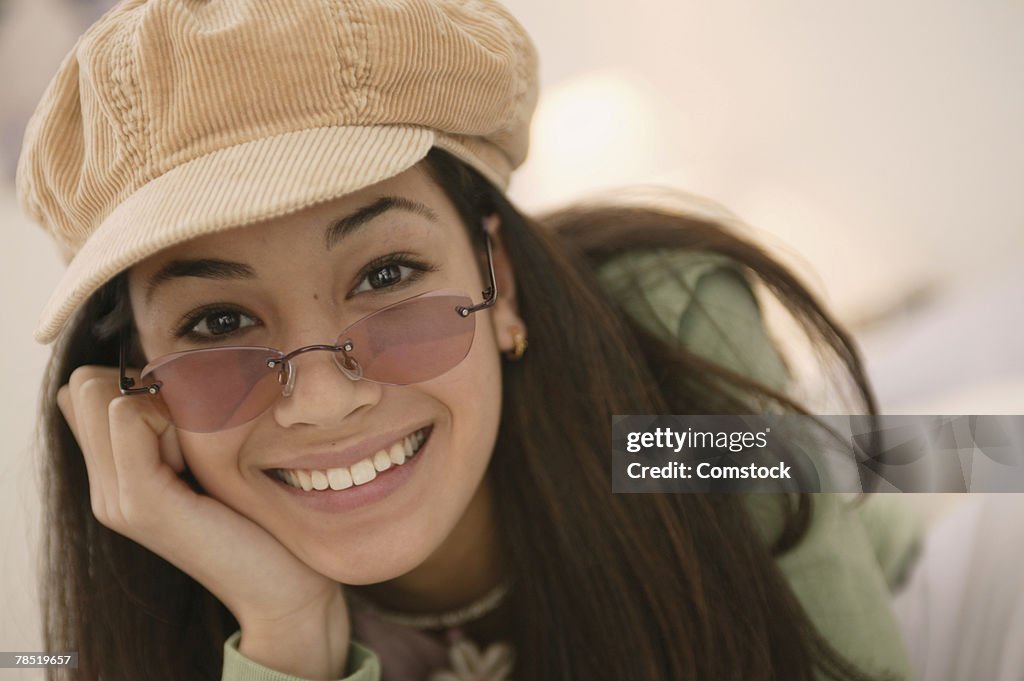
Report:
481,213,527,355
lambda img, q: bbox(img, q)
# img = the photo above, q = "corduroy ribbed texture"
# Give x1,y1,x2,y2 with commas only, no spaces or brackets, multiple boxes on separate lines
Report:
17,0,539,344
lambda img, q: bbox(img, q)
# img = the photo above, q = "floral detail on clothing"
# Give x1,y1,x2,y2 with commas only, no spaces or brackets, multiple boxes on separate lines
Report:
427,629,515,681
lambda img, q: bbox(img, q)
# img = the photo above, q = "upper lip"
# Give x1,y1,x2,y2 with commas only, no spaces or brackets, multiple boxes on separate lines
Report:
267,422,432,472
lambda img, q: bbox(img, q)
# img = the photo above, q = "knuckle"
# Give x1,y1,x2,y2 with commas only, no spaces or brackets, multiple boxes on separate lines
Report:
90,498,111,526
67,365,90,388
79,376,114,404
118,493,155,529
56,385,75,426
111,390,166,433
68,365,103,391
94,492,135,532
107,394,134,421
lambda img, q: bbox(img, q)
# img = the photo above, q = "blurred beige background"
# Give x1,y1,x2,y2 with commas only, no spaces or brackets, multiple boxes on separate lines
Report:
2,0,1022,675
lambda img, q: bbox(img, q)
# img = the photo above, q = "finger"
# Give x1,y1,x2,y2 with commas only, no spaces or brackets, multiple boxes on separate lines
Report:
65,368,101,456
56,382,106,512
73,371,124,518
130,390,187,474
113,366,187,473
56,385,79,442
107,391,183,526
66,367,117,517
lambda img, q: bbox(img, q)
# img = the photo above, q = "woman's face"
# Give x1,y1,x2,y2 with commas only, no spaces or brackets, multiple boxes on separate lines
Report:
127,163,523,584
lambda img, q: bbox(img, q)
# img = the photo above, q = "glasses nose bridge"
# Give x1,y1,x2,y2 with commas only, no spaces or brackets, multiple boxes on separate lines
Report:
280,341,350,364
273,341,361,397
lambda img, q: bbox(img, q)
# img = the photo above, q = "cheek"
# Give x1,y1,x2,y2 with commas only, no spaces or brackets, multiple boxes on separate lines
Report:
176,429,250,497
434,315,504,455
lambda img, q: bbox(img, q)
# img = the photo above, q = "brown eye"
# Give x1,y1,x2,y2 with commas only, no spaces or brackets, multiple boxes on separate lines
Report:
178,306,258,341
367,263,408,289
351,252,437,296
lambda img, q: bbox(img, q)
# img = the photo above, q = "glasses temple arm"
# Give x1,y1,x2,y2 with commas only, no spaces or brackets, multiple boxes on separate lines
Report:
458,218,499,317
119,330,160,395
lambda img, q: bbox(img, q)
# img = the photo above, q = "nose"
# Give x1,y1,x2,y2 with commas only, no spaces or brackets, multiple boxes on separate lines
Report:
271,346,380,429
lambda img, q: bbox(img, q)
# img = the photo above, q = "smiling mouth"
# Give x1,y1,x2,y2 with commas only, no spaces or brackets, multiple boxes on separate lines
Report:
270,425,433,491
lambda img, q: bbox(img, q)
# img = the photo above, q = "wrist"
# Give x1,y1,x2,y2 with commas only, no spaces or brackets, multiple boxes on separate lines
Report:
238,591,350,680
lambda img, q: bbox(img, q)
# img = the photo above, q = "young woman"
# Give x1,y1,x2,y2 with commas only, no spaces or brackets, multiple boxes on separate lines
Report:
19,1,917,679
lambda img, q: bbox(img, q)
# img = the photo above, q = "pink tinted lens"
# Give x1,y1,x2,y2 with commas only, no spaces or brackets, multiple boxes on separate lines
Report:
141,347,285,433
341,292,476,385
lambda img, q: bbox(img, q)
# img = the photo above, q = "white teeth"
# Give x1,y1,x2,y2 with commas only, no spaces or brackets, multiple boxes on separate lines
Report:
350,459,377,486
311,470,329,491
389,440,407,466
373,450,392,472
277,427,430,491
327,467,353,490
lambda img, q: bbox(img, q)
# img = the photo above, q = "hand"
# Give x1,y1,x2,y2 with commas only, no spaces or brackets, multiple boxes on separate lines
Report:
57,365,351,678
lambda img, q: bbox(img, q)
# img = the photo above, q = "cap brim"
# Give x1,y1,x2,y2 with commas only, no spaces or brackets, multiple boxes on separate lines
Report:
34,125,439,344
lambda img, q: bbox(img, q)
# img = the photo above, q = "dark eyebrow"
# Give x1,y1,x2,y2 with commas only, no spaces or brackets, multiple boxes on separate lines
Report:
145,259,255,305
324,196,439,251
145,196,439,305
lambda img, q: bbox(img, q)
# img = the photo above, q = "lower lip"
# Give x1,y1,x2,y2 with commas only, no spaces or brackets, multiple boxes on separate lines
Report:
265,426,432,513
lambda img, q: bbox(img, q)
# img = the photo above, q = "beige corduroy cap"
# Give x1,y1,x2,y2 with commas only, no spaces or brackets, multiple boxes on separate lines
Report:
18,0,539,345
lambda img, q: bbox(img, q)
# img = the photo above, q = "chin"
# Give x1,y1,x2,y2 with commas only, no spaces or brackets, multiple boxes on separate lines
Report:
303,523,446,585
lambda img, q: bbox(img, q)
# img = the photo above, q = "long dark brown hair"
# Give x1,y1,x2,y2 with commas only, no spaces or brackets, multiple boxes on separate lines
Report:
37,147,887,680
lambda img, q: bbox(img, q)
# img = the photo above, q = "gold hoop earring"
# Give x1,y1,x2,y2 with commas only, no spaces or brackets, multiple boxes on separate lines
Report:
503,326,528,361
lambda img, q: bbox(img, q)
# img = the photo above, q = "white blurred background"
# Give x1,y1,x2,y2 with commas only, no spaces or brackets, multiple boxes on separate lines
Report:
2,0,1021,673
